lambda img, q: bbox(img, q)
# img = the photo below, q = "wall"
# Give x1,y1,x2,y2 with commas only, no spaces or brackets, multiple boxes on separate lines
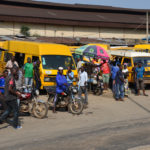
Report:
0,22,147,39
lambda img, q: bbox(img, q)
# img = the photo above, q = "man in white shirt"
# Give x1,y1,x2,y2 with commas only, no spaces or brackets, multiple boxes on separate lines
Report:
6,56,18,74
78,66,88,106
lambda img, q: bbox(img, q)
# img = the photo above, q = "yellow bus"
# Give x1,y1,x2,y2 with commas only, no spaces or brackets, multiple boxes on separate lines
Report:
110,50,150,84
1,41,77,89
134,44,150,53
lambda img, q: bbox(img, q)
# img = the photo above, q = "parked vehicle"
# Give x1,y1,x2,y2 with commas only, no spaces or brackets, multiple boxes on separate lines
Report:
46,86,84,115
110,50,150,84
1,41,78,88
18,85,48,119
92,73,104,95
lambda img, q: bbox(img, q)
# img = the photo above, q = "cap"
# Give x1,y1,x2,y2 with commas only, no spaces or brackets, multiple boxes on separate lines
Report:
58,67,63,70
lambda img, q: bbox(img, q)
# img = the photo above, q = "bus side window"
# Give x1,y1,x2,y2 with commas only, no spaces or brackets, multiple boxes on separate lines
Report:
4,52,12,62
123,58,132,67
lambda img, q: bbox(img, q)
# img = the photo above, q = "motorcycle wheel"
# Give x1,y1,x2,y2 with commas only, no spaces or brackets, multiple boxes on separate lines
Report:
68,98,84,115
32,102,48,119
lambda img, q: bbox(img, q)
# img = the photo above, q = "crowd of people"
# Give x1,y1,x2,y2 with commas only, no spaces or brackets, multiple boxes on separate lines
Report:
0,55,148,129
76,57,148,101
0,56,41,129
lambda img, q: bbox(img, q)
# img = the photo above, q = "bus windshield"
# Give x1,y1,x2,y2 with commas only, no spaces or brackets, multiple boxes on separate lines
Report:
133,57,150,67
41,55,76,70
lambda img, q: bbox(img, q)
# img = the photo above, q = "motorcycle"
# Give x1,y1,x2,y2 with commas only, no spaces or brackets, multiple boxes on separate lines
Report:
18,85,48,119
46,86,84,115
92,73,104,95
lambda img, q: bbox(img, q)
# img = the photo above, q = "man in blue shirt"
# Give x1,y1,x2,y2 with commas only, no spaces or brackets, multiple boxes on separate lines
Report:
66,66,74,86
0,70,8,95
53,67,67,113
111,61,119,95
115,64,124,101
135,62,148,96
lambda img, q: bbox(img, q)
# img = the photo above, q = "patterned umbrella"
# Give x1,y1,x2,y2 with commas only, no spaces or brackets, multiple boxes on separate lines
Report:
75,45,109,60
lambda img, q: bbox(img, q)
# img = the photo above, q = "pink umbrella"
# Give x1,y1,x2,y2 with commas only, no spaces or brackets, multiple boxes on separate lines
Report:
97,46,109,60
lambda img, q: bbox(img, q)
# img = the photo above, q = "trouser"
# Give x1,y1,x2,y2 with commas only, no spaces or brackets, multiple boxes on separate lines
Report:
53,94,58,107
115,83,124,99
0,95,7,110
35,79,41,90
78,86,88,104
124,79,129,96
112,80,116,94
134,81,138,94
0,99,19,128
24,77,33,93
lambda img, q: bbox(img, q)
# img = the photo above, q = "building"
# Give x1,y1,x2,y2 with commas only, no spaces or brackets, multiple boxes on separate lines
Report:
0,0,149,44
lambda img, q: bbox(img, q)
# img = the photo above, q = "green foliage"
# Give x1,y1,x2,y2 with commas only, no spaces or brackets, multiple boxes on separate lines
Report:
20,26,30,37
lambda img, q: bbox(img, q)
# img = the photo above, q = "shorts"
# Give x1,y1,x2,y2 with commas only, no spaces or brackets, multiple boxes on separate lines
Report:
102,74,110,84
136,79,144,90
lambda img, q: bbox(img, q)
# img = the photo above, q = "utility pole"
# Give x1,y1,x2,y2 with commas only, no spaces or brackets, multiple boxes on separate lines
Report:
146,11,149,43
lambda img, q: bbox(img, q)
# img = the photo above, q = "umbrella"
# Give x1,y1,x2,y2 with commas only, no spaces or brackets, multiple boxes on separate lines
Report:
75,45,109,60
75,45,89,55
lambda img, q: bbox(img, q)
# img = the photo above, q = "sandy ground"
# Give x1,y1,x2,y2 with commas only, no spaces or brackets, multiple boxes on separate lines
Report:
1,89,150,150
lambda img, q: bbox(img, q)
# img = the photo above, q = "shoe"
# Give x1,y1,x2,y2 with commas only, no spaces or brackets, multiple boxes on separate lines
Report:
119,98,124,101
144,94,148,96
15,126,22,129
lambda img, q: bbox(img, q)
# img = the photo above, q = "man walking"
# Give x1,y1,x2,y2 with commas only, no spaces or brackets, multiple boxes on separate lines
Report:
78,66,88,106
135,62,148,96
0,67,22,129
24,57,33,93
115,64,124,101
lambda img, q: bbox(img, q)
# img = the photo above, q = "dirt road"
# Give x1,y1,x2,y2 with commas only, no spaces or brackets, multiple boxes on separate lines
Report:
1,90,150,150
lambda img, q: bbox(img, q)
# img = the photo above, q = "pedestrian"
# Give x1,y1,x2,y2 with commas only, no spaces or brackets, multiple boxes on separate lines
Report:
53,67,67,113
122,64,129,97
135,62,148,96
24,57,33,93
111,61,119,96
0,70,8,111
78,66,88,107
115,64,124,101
66,66,74,86
101,60,111,91
132,63,138,95
34,60,41,90
0,67,22,129
6,56,18,74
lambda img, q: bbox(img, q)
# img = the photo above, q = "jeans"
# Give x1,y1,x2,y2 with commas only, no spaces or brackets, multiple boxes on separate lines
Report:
78,86,88,104
115,83,124,99
112,80,116,94
0,99,19,128
24,77,33,93
35,80,41,90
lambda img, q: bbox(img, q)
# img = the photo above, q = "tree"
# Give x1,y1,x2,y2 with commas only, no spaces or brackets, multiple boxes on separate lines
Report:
20,26,30,37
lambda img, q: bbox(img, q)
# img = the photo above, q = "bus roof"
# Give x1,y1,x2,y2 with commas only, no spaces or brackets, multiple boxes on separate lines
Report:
110,50,150,57
3,41,71,56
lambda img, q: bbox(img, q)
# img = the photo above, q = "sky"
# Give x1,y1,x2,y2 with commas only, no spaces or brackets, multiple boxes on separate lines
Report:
35,0,150,9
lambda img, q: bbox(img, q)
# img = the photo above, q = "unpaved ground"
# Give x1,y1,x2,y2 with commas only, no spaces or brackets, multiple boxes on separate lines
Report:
1,90,150,150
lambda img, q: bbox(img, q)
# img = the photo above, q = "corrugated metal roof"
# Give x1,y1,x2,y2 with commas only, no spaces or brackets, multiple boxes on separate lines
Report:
0,0,149,28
